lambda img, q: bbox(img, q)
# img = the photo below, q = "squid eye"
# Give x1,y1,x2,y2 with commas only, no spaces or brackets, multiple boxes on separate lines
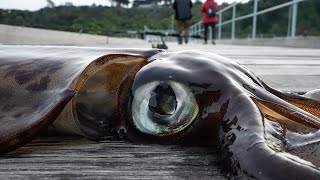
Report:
131,80,199,135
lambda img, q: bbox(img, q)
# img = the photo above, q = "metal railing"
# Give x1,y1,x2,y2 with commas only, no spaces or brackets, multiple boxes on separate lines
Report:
189,0,307,40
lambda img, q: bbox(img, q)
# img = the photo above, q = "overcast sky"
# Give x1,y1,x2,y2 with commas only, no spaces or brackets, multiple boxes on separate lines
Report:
0,0,249,11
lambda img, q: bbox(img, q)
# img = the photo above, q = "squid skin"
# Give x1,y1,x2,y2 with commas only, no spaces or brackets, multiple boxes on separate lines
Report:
0,45,319,179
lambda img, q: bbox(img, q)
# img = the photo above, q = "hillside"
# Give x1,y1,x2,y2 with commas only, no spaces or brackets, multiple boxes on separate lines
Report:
0,0,319,38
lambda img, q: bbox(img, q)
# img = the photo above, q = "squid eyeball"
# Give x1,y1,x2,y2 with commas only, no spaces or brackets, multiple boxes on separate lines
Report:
131,80,199,136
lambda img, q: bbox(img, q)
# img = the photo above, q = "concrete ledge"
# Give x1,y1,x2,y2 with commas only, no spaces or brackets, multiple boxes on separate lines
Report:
216,36,320,49
0,24,144,46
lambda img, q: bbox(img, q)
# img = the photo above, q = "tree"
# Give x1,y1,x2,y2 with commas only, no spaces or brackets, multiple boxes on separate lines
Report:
194,0,202,5
46,0,55,8
110,0,130,7
163,0,172,5
65,2,74,6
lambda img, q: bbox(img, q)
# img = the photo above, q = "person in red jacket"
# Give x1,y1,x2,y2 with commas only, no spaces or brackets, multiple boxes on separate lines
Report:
201,0,219,44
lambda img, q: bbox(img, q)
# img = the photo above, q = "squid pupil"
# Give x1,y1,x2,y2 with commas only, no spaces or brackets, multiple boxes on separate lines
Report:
148,83,177,116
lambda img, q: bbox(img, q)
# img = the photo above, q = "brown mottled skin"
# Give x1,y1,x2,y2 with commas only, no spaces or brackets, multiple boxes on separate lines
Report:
0,46,319,179
0,45,161,153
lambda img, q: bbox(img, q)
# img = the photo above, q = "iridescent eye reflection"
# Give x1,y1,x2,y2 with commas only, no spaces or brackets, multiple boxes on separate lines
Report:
131,81,199,135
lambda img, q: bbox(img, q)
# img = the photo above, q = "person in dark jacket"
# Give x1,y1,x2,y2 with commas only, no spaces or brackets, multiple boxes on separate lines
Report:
201,0,219,44
173,0,193,44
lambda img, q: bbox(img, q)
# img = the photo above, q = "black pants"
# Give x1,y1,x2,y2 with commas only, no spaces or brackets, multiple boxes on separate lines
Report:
204,23,216,42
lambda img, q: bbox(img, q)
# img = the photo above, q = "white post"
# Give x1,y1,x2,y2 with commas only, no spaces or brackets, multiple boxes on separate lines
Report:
218,13,222,40
252,0,258,39
172,15,175,33
287,6,292,37
231,4,236,40
291,0,298,37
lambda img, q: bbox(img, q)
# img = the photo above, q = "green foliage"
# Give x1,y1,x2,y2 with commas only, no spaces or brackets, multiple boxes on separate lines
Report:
0,0,319,37
0,5,175,35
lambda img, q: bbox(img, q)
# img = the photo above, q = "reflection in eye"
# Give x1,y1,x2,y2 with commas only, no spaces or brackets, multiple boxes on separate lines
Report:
131,80,199,135
148,82,177,117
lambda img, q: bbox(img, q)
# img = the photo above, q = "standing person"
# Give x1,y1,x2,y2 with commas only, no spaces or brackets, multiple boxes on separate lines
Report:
201,0,219,44
173,0,193,44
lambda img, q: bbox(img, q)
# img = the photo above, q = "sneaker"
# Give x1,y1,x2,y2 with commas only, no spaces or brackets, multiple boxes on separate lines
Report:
204,41,208,44
212,40,216,45
184,37,189,44
178,36,182,45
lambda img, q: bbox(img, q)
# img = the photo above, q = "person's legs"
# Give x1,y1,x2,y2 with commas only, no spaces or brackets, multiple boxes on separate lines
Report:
176,20,184,44
204,23,209,44
210,23,216,44
183,19,191,44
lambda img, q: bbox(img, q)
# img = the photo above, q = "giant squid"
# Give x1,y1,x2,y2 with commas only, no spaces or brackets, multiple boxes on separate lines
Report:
0,45,319,179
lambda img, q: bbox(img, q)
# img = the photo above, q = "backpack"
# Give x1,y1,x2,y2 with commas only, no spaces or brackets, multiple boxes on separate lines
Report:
207,5,216,17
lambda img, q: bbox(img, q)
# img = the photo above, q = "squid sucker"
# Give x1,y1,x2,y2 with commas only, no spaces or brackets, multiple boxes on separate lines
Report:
0,45,319,179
